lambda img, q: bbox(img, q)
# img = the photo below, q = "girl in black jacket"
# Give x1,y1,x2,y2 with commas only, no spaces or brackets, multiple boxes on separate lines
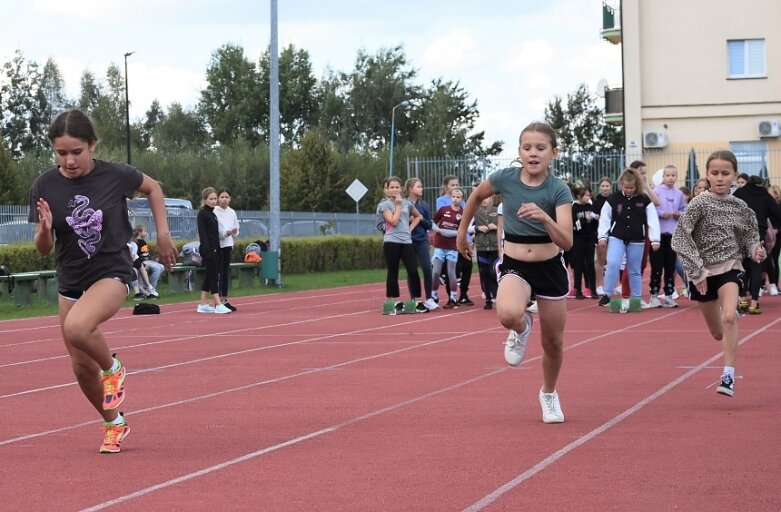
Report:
732,176,781,313
196,187,231,314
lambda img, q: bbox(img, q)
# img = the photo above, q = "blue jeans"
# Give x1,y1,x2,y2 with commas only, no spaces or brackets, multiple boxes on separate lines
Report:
603,237,645,298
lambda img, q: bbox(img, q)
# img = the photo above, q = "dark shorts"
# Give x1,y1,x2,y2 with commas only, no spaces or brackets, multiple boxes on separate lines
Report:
496,253,569,300
688,269,745,303
59,275,131,301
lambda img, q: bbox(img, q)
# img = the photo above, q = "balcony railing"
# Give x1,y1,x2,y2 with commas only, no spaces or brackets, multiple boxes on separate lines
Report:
601,2,621,44
604,87,623,125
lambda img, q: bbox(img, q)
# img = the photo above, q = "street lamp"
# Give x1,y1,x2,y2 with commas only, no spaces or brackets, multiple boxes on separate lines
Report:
123,51,134,165
389,100,410,177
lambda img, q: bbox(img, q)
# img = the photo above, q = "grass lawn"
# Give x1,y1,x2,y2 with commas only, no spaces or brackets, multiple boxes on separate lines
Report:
0,268,390,321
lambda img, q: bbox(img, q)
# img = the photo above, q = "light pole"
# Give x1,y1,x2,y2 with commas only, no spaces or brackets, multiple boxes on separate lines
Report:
123,51,134,165
389,100,410,177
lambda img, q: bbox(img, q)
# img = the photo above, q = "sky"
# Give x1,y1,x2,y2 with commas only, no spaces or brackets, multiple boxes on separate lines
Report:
1,0,622,158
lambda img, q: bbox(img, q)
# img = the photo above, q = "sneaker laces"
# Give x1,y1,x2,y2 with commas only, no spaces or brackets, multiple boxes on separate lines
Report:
542,393,560,416
102,423,126,445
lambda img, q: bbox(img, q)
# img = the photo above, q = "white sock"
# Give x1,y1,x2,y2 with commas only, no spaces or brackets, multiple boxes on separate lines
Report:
110,413,125,425
723,366,735,378
107,358,120,373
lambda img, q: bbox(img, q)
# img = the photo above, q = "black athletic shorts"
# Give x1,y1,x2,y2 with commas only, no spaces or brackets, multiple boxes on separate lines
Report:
688,269,745,303
496,253,569,300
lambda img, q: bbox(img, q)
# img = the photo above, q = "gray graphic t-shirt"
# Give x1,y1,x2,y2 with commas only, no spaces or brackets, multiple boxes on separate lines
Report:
29,160,144,291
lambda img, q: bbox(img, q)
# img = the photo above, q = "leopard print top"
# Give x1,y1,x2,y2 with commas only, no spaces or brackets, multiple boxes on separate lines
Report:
671,191,759,283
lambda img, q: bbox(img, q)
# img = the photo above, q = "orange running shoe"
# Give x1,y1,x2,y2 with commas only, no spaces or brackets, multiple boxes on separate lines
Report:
101,355,126,410
100,413,130,454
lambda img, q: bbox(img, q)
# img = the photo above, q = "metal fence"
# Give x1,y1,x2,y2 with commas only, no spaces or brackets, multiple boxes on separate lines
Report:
403,146,781,205
0,206,378,245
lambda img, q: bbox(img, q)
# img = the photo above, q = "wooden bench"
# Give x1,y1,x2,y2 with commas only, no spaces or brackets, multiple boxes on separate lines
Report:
0,270,58,307
166,262,261,294
231,262,260,288
167,265,204,294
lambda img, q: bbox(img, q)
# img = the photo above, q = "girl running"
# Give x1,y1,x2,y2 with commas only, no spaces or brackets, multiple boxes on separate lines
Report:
29,108,178,453
671,150,767,397
457,121,573,423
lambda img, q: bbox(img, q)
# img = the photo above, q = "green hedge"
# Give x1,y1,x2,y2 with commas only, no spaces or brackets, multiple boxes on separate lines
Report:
0,235,385,275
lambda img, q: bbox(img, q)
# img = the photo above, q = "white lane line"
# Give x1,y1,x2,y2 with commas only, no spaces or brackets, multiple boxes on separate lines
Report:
461,315,781,512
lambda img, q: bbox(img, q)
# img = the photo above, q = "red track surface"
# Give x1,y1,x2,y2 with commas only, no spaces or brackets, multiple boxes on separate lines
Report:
1,279,780,511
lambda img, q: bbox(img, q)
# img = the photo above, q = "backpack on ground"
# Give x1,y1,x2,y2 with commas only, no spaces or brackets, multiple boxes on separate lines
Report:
180,241,203,266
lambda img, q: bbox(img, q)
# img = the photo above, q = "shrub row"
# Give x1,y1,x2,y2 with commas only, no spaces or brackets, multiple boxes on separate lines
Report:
0,235,385,275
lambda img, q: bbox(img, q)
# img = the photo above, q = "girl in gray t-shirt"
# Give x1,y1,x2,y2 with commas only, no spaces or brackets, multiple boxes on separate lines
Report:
378,177,426,314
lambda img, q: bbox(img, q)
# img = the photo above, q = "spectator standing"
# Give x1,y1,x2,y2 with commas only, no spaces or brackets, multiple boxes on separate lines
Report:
432,188,465,309
732,175,781,313
196,187,231,314
648,165,687,308
378,176,426,314
405,178,438,310
473,194,500,309
598,169,661,308
592,177,613,296
766,184,781,296
214,188,239,311
570,187,598,299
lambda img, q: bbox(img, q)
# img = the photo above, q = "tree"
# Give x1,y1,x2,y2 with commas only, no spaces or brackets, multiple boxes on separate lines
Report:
281,130,351,211
199,44,263,147
0,140,24,203
258,44,321,146
335,46,421,152
152,102,209,152
141,99,164,149
39,58,70,122
0,50,48,156
411,78,502,159
544,83,624,183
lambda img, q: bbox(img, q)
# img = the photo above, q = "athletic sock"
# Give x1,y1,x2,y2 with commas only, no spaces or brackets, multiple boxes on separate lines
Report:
723,366,735,379
110,413,125,425
104,358,120,374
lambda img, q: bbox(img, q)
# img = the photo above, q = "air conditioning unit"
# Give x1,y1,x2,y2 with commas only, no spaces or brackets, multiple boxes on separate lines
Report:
643,131,668,149
758,120,781,138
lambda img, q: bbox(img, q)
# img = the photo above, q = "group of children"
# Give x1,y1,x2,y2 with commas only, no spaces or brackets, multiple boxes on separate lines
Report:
378,175,501,315
380,121,771,422
29,107,772,455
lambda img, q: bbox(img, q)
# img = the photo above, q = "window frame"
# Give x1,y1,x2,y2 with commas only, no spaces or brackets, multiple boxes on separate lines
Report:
727,39,766,79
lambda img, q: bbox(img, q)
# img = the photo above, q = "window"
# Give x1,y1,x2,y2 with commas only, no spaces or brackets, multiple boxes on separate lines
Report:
730,142,767,179
727,39,766,78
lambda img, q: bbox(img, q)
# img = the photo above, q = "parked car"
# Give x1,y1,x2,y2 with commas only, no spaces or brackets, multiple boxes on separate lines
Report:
0,221,36,245
127,197,196,240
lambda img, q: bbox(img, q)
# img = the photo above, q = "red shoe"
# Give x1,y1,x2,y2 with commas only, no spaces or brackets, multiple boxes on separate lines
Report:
567,288,577,298
583,288,594,299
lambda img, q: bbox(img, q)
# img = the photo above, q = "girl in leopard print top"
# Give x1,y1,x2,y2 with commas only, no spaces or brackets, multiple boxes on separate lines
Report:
671,150,766,399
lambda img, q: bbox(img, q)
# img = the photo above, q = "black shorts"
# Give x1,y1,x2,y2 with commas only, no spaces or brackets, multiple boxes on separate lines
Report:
59,275,131,301
496,253,569,300
688,269,745,303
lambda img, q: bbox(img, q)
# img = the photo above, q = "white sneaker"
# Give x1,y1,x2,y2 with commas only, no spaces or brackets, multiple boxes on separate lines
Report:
196,304,215,313
671,290,679,300
770,284,780,296
424,298,439,311
526,300,538,313
662,296,678,308
214,303,232,314
647,296,662,308
596,285,605,296
504,312,532,366
539,389,565,423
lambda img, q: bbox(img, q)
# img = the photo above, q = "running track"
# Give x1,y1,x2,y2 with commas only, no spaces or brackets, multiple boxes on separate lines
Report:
1,280,779,511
